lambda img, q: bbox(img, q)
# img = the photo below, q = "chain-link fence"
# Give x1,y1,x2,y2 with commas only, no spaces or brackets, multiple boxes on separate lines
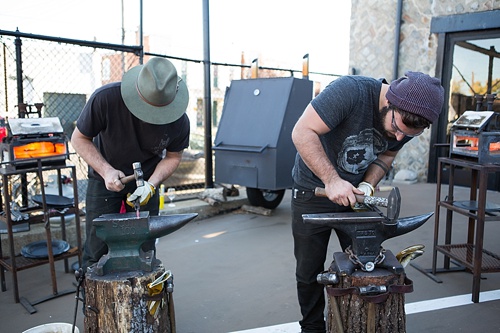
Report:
0,31,216,206
0,29,338,209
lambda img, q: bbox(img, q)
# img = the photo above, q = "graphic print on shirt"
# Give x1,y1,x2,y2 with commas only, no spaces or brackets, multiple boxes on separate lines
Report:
152,136,172,156
337,128,387,174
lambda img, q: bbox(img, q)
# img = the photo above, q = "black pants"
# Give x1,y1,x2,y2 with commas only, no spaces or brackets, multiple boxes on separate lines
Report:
291,187,352,333
82,178,159,271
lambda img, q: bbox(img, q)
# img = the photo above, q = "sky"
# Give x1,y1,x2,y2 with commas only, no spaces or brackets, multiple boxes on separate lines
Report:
0,0,352,79
452,38,500,95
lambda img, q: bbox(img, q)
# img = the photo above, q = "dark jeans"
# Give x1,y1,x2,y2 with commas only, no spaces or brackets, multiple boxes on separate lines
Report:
291,187,352,333
82,178,159,271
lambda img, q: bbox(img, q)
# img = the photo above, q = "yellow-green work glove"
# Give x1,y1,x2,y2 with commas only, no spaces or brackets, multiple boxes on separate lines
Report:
126,181,156,207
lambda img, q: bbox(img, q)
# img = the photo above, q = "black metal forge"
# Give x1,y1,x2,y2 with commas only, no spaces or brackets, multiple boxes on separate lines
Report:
449,94,500,164
0,116,68,169
91,211,197,276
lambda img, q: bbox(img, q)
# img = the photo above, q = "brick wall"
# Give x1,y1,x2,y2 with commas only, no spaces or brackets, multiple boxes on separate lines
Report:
348,0,500,182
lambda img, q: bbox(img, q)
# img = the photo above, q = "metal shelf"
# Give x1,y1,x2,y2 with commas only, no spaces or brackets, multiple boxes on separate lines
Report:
0,161,82,313
435,243,500,272
0,247,79,272
429,157,500,303
438,201,500,222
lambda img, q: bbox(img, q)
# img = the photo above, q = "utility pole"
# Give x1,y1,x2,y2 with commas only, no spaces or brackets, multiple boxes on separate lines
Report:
203,0,214,188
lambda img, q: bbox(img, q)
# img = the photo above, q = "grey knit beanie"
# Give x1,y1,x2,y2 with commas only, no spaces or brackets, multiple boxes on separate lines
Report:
386,71,445,123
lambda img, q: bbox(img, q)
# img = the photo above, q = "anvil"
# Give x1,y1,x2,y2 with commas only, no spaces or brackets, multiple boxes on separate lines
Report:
302,211,433,265
92,211,197,276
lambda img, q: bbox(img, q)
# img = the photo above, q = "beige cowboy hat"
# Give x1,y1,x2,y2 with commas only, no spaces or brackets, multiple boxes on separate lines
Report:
121,57,189,125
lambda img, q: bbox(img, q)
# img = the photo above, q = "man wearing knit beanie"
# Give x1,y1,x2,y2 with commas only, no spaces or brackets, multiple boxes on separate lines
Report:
290,71,444,333
387,71,444,123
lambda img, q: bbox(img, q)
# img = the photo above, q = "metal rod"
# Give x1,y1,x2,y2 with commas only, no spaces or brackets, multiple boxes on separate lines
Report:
15,33,23,109
393,0,403,80
0,29,142,54
2,42,7,114
139,0,144,64
142,52,343,78
203,0,214,188
302,54,309,79
487,46,494,94
121,0,126,72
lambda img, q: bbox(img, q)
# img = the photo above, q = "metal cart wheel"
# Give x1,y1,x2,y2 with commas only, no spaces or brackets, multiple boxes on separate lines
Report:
246,188,285,209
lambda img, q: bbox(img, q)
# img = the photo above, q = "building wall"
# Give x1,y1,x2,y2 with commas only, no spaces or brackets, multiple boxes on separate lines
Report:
349,0,500,182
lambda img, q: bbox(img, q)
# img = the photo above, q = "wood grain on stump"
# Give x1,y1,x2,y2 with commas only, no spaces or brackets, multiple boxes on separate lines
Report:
327,269,407,333
84,264,172,333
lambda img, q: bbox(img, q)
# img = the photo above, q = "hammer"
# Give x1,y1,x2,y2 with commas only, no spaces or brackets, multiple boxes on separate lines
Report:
315,186,401,222
119,162,144,186
121,162,144,217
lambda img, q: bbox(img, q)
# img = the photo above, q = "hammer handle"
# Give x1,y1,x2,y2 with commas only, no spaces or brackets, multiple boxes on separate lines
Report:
314,187,388,207
119,174,136,184
314,187,364,202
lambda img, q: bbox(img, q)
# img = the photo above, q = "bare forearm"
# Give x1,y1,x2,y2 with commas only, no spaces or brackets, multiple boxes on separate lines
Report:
71,134,113,178
71,128,125,191
292,104,358,206
292,128,339,185
363,153,396,187
147,151,183,188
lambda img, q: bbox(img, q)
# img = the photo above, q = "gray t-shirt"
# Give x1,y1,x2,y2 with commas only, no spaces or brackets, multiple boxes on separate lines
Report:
292,75,410,190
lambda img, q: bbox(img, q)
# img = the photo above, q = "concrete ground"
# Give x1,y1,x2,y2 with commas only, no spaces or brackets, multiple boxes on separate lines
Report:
1,182,500,332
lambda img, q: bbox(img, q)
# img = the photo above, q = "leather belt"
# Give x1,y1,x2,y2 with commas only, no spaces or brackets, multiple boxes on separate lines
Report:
326,276,414,304
292,188,314,199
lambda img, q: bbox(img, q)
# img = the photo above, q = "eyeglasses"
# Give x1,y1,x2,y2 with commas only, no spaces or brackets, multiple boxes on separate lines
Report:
391,109,425,137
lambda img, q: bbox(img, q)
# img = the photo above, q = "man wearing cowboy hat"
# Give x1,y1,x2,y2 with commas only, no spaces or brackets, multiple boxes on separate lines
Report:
71,57,190,271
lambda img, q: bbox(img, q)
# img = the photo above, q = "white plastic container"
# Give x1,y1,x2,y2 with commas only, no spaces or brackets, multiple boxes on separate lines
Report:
22,322,79,333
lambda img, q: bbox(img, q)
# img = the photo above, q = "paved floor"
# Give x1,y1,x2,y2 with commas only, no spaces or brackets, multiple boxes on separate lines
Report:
1,182,500,332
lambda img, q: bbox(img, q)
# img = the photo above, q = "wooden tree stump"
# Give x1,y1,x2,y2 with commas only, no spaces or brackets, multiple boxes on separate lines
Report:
84,264,173,333
326,269,409,333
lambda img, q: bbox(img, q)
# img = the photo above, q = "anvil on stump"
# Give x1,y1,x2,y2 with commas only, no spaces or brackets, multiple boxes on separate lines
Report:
84,211,197,333
91,211,197,276
303,188,433,333
303,211,433,271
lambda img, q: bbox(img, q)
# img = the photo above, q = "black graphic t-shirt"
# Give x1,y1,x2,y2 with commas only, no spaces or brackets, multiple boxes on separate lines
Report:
76,82,190,181
292,75,410,190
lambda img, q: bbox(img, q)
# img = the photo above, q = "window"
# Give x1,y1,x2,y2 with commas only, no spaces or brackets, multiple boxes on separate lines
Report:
428,10,500,183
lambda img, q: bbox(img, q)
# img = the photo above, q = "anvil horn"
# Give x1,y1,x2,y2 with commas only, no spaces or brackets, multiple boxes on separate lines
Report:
149,213,198,238
389,212,434,239
302,211,433,263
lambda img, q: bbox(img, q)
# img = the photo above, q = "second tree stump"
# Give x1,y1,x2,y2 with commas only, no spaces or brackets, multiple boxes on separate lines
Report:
326,269,411,333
